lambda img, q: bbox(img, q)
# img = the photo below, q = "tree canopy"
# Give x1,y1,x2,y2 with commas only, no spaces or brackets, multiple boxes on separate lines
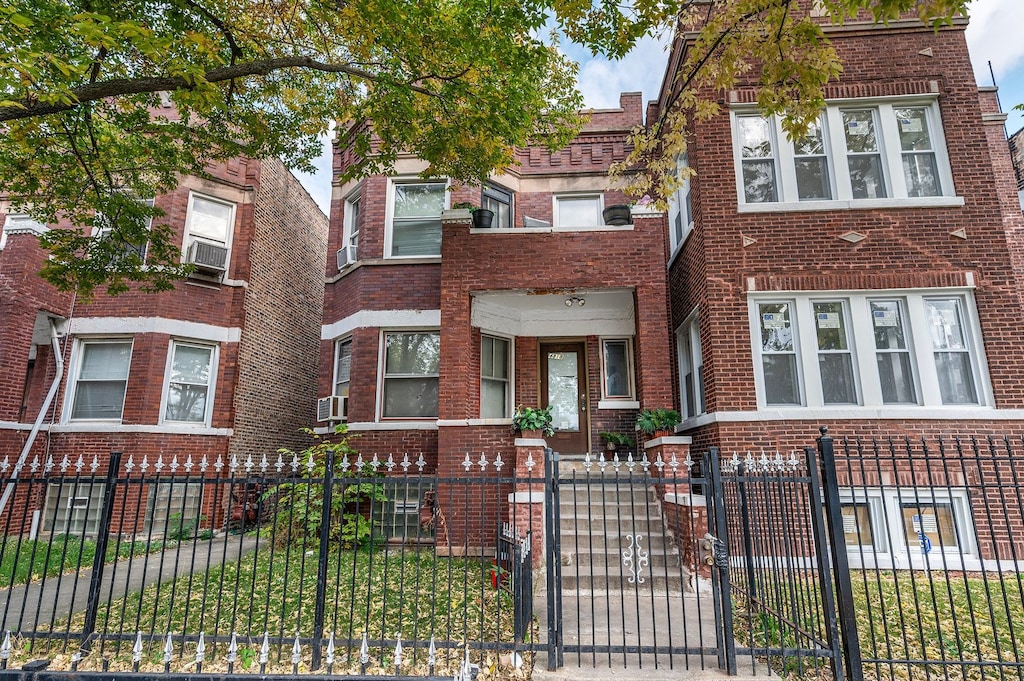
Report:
0,0,968,297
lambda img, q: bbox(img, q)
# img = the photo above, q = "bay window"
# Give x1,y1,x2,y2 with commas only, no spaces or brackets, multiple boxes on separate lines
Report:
69,339,133,420
388,181,446,257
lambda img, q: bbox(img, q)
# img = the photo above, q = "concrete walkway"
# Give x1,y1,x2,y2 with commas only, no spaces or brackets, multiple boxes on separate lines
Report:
0,534,258,632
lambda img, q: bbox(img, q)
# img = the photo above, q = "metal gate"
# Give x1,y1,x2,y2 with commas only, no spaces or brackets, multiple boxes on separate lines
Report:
543,433,859,679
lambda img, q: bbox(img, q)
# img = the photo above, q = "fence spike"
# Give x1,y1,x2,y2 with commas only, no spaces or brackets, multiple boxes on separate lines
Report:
583,452,592,470
325,633,335,666
226,632,238,663
60,454,71,472
394,636,403,670
90,454,100,472
0,457,8,474
359,632,369,665
30,455,40,473
245,453,255,473
355,453,364,469
214,455,224,472
640,453,650,471
339,454,350,472
0,631,11,661
668,452,679,470
654,452,664,470
195,632,206,664
524,452,535,470
478,452,488,469
182,455,193,472
200,455,209,472
259,633,270,665
494,452,504,470
626,452,635,470
70,652,81,670
306,450,315,473
371,453,381,470
428,637,436,672
684,453,694,471
462,453,473,471
386,453,396,471
291,633,301,665
259,453,269,473
598,452,607,470
462,648,473,680
401,453,412,471
416,454,427,471
163,633,174,665
132,632,144,663
275,453,285,472
290,453,300,472
154,454,165,472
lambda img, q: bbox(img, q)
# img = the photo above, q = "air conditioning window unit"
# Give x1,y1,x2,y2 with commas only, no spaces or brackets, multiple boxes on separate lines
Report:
337,244,358,270
317,395,349,422
188,240,228,272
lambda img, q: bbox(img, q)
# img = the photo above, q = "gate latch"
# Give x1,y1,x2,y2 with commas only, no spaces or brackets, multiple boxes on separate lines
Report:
699,533,728,568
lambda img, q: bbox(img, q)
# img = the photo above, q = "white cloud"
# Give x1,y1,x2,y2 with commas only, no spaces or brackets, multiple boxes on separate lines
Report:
576,35,672,112
965,0,1024,81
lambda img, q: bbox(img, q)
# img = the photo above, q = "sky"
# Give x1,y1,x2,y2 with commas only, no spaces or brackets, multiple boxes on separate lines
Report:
295,0,1024,214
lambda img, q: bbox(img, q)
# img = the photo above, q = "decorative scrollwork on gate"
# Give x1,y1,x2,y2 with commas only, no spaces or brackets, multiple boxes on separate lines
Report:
622,534,649,584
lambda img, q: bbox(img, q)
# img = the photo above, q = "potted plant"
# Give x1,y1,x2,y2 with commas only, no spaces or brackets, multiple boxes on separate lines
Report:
599,431,634,453
635,408,681,439
512,405,554,438
602,204,633,226
452,201,495,229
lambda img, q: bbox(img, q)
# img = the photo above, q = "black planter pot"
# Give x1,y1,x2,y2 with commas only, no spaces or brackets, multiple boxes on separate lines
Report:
472,209,495,229
602,204,632,226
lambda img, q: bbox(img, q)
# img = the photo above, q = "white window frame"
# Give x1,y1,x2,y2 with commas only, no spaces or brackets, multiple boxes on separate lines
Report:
334,336,353,397
676,312,705,418
160,339,218,426
384,178,448,259
377,329,441,420
840,487,977,570
343,188,361,250
668,155,695,255
732,98,957,210
553,193,604,229
748,290,990,410
599,337,636,401
65,338,134,422
480,333,513,418
182,192,236,263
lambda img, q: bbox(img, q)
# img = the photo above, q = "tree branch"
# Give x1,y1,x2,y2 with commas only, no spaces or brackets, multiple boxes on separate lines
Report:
0,56,435,122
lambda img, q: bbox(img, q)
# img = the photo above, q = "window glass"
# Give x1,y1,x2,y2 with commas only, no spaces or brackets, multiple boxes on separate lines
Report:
602,339,631,399
390,183,445,256
481,335,510,418
376,481,434,540
758,303,800,405
557,196,601,228
188,196,233,243
871,300,917,404
842,109,887,199
383,332,440,417
896,107,940,197
925,298,977,404
482,185,513,229
44,482,106,535
814,301,857,404
901,502,960,552
794,119,831,200
72,341,132,420
841,503,874,547
346,195,361,248
737,115,778,203
165,342,213,423
146,481,204,535
677,318,704,418
335,338,352,397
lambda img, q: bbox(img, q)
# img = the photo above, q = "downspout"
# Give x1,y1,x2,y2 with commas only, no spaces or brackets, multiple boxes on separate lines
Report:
0,318,65,516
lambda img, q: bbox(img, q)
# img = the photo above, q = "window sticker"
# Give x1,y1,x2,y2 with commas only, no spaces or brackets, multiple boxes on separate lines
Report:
762,313,788,329
847,119,869,135
816,312,841,329
872,309,898,327
900,117,923,133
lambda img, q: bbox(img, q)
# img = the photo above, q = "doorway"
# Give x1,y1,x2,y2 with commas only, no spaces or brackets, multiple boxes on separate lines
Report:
540,341,589,454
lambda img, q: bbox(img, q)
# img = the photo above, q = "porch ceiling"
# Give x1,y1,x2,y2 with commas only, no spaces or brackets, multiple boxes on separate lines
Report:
470,288,635,337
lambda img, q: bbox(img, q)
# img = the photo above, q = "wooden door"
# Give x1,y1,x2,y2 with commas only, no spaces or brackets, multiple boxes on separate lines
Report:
540,342,589,454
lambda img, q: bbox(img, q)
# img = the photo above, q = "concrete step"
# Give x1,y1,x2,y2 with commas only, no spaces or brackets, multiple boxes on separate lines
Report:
557,566,689,591
557,531,676,551
564,547,681,569
557,486,657,503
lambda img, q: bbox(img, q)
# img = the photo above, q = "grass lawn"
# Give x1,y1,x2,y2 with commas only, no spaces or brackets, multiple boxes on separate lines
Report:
735,570,1024,681
21,543,525,675
0,535,167,584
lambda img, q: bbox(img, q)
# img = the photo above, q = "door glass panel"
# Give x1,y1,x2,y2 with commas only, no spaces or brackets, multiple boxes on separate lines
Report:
547,351,579,431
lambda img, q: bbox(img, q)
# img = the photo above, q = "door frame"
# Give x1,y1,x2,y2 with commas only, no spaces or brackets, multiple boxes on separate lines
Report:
539,339,590,454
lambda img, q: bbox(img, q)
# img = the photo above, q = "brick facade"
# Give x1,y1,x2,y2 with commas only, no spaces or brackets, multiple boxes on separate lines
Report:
0,156,327,532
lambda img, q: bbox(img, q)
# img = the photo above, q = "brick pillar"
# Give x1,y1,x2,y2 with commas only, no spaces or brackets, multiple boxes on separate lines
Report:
438,209,474,422
511,438,546,567
644,435,711,591
631,214,674,408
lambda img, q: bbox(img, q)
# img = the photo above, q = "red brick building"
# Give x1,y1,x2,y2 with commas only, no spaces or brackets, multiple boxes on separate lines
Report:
0,157,327,535
658,12,1024,568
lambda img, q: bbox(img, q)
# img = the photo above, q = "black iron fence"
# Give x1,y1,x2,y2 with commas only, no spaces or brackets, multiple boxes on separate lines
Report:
0,448,542,678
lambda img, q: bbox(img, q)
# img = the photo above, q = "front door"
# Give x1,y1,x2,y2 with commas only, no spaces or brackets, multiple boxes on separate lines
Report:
541,342,589,454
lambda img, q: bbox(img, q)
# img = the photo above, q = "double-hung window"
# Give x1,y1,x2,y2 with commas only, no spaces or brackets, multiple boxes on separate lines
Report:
733,99,954,207
389,181,446,257
676,315,705,418
554,194,602,228
163,340,216,424
381,332,440,418
334,337,352,397
601,338,634,401
481,335,511,418
482,184,513,229
184,193,235,272
344,191,361,251
94,198,155,261
750,291,986,409
70,339,133,421
668,155,694,252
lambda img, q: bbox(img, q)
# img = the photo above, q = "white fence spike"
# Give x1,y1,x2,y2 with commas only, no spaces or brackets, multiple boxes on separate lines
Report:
90,454,99,472
155,455,165,473
163,633,174,664
394,636,403,668
227,632,238,663
401,453,411,471
416,454,427,471
184,455,194,472
386,453,396,471
259,633,270,665
1,631,12,660
195,632,206,663
132,632,143,663
325,633,336,665
291,634,301,665
427,637,437,667
359,632,369,665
